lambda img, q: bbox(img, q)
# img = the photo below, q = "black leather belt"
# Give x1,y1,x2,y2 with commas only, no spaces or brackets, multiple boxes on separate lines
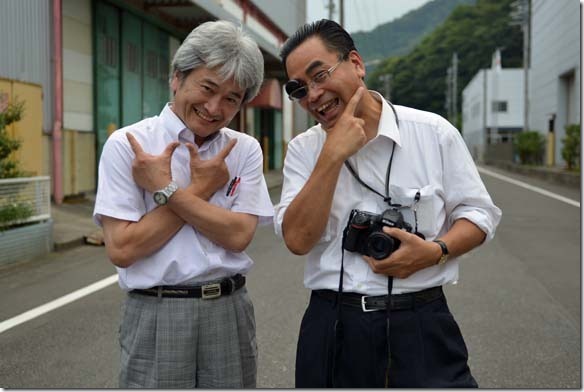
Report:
131,274,245,299
314,286,443,312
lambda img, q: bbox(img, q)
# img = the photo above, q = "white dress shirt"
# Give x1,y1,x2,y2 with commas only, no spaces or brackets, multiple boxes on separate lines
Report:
94,104,274,291
274,91,502,295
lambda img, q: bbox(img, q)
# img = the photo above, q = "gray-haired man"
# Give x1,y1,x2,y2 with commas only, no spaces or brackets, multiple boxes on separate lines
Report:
93,20,273,388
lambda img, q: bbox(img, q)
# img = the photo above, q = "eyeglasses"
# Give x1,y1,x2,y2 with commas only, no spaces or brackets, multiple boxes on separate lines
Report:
285,60,343,101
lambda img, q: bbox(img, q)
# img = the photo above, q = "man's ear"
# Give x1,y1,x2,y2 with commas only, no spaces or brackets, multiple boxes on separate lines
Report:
348,50,366,79
170,71,179,95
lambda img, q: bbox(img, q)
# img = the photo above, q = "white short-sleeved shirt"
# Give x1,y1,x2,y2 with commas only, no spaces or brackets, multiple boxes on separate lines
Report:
94,104,274,291
274,91,502,295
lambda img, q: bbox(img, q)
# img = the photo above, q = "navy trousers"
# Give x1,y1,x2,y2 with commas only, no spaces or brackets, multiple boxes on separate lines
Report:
295,290,478,388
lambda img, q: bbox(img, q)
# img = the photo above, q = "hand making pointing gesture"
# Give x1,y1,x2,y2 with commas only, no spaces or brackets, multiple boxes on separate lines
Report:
322,86,367,162
126,132,237,199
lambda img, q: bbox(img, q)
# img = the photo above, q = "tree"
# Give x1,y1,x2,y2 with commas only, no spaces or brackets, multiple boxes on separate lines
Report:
513,130,545,165
367,0,523,119
0,92,25,178
561,124,580,170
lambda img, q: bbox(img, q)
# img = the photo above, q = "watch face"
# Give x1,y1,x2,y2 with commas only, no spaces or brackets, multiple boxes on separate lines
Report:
153,191,168,205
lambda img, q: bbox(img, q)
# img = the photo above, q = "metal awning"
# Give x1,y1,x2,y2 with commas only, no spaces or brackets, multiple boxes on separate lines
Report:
140,0,286,80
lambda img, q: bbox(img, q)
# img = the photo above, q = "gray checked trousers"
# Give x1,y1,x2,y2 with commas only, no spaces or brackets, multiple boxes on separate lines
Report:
118,287,257,388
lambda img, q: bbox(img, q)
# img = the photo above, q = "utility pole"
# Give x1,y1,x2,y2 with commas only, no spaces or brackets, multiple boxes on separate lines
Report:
379,74,392,100
511,0,530,132
452,52,458,126
445,53,459,125
523,0,530,132
327,0,336,20
445,66,452,121
339,0,344,27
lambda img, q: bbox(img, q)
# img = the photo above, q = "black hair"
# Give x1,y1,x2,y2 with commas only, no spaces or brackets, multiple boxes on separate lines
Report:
279,19,357,77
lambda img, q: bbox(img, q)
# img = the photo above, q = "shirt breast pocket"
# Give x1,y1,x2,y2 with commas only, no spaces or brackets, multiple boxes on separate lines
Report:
210,190,236,210
388,184,439,239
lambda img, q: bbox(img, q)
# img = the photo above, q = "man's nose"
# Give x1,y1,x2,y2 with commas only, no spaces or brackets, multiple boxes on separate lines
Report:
204,95,222,115
306,83,323,103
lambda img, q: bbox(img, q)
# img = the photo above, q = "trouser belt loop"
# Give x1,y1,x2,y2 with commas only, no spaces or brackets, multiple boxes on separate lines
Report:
157,286,162,299
228,276,235,293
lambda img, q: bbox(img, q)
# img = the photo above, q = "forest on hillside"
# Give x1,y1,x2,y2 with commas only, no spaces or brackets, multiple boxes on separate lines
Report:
352,0,476,62
367,0,523,122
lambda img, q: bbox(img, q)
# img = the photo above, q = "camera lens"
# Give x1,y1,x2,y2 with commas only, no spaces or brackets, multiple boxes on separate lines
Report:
366,232,397,260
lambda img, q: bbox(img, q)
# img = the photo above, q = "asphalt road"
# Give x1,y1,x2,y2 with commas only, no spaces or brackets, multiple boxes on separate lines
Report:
0,169,580,388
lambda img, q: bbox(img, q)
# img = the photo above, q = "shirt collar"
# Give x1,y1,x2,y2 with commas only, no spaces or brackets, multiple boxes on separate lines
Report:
370,90,401,147
160,103,189,141
159,103,222,146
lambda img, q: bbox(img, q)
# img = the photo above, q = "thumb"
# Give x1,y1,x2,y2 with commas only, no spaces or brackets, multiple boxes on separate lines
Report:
382,227,408,241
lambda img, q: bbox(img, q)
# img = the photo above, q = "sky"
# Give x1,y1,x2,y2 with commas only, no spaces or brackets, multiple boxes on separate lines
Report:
306,0,432,33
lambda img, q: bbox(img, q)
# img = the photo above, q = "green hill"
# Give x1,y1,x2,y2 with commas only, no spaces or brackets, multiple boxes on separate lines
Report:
352,0,476,64
367,0,523,120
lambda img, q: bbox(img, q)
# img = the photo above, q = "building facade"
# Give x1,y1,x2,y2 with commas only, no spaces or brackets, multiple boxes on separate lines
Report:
528,0,580,167
462,66,524,162
0,0,308,202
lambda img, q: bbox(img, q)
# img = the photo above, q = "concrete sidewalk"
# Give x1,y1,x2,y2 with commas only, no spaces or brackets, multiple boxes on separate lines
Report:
51,170,283,251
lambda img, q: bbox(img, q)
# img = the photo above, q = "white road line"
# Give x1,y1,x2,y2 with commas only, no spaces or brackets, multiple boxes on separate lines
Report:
0,274,118,334
478,166,580,208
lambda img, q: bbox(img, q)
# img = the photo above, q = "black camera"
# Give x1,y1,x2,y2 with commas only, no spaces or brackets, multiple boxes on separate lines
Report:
343,208,424,260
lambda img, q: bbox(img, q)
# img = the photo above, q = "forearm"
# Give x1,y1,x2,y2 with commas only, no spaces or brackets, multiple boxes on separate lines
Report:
437,218,487,259
102,207,184,268
168,188,258,252
282,149,345,255
102,184,222,267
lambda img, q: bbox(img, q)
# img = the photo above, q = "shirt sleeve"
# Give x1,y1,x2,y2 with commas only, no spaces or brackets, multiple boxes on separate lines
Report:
274,133,319,239
229,137,274,226
93,131,146,226
438,119,502,242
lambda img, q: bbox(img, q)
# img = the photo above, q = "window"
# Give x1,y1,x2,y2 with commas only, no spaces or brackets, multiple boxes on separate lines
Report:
146,51,157,78
492,101,508,113
126,43,138,73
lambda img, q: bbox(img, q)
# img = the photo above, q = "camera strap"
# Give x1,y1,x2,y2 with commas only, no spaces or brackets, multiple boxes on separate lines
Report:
343,100,400,208
344,142,396,206
332,100,400,387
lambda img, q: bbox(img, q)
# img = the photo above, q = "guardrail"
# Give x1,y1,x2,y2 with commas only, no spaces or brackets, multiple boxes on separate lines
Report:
0,176,51,228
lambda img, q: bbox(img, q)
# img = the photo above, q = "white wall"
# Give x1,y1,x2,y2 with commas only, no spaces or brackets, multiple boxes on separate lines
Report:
529,0,580,166
462,69,486,160
462,68,524,161
62,0,93,132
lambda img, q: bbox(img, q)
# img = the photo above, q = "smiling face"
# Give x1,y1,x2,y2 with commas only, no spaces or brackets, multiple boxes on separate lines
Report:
285,36,366,130
170,67,244,144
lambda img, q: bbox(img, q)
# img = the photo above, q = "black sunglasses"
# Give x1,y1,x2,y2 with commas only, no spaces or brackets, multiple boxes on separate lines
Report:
285,60,343,101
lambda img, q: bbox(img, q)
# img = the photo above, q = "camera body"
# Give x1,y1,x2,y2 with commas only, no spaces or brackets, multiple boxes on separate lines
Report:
343,208,423,260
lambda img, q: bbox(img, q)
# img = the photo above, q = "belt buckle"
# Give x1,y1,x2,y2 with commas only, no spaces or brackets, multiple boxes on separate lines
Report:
201,283,221,299
361,295,382,312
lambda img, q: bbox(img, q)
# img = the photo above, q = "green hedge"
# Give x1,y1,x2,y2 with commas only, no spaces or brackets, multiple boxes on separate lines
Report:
561,124,580,170
514,130,545,165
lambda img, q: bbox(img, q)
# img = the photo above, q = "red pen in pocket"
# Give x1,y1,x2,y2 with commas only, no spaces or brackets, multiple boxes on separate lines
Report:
229,177,241,196
225,177,238,196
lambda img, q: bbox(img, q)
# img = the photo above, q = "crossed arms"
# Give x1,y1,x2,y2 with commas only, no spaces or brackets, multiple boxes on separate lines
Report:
101,133,257,268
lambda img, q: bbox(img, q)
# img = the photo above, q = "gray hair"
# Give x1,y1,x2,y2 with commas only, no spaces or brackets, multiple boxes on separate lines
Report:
171,20,265,103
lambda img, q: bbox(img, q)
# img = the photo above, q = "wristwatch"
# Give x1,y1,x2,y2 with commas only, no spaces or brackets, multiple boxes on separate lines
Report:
153,181,178,205
433,239,449,265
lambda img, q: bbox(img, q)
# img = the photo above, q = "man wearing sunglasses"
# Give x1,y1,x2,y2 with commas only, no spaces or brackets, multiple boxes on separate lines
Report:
274,19,501,388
